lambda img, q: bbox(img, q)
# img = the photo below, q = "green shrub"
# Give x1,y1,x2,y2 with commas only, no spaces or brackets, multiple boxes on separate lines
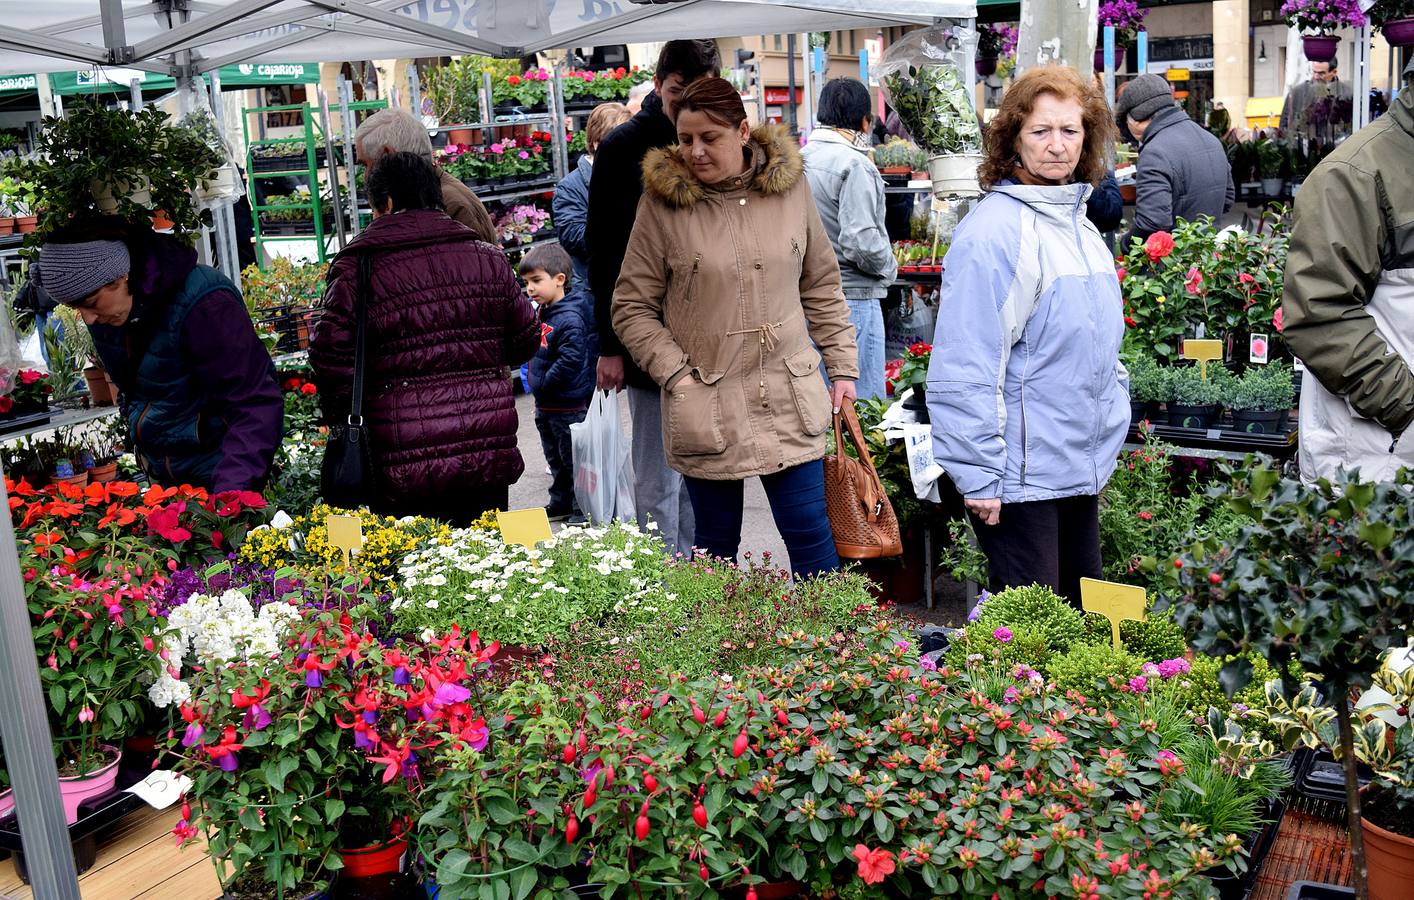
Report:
970,584,1092,654
1225,362,1294,412
1083,609,1189,662
1047,642,1144,699
944,622,1053,672
1127,355,1168,404
1166,365,1223,406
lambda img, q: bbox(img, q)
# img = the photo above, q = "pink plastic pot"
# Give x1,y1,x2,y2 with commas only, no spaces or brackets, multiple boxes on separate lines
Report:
59,745,121,825
0,789,13,820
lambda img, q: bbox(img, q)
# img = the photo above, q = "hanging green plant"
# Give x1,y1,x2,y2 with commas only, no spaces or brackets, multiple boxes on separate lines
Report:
8,99,221,244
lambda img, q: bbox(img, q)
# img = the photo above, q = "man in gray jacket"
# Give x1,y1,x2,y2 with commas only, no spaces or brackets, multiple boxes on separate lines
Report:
1117,74,1234,248
802,78,898,400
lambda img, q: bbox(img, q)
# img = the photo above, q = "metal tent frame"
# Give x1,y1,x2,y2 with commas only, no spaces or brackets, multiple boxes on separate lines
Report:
0,2,976,897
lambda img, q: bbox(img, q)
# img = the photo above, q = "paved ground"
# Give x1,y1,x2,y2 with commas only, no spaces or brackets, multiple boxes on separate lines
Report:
506,389,968,627
507,389,790,563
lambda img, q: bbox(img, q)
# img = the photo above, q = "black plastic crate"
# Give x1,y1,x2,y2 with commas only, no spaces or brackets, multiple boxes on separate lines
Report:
1286,882,1355,900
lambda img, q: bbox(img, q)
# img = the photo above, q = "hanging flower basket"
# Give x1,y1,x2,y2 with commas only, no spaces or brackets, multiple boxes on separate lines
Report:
1093,45,1129,72
1301,34,1342,61
975,56,998,77
927,153,984,198
1382,17,1414,47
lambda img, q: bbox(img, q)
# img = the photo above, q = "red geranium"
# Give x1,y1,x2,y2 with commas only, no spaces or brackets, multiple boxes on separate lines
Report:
507,74,522,86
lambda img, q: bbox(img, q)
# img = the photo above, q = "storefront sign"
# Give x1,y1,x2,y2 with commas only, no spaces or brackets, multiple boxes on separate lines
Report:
764,87,803,105
0,74,38,94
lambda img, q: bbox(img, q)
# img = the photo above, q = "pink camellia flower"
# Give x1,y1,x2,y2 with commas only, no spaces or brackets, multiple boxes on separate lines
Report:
1184,267,1204,295
992,626,1013,644
1144,231,1175,261
1273,307,1284,333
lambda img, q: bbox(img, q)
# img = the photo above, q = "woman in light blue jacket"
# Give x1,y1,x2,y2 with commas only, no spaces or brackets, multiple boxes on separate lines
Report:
926,66,1129,606
802,78,898,400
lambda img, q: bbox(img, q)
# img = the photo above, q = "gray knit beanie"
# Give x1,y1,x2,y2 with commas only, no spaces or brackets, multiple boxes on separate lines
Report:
36,240,131,305
1115,73,1175,126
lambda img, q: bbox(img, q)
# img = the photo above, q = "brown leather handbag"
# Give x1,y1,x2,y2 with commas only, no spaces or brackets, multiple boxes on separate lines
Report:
824,403,903,559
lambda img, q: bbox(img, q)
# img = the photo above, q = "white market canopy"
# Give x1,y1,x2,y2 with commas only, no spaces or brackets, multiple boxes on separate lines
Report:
0,0,977,77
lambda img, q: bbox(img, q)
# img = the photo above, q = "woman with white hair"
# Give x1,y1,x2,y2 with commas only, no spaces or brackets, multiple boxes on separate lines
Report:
353,108,497,243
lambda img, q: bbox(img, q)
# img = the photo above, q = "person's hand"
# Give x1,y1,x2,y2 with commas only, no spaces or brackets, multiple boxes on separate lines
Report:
830,378,857,414
596,355,625,392
966,497,1002,526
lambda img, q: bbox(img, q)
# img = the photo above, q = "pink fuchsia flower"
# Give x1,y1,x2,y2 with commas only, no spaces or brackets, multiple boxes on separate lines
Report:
1156,750,1185,777
78,705,96,723
1184,267,1204,295
171,818,199,845
852,844,896,885
992,626,1014,643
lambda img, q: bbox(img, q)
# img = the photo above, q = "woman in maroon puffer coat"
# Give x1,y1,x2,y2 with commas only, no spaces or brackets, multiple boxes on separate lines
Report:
311,152,540,524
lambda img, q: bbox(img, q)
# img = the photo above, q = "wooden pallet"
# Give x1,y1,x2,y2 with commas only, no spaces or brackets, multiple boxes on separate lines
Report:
0,805,220,900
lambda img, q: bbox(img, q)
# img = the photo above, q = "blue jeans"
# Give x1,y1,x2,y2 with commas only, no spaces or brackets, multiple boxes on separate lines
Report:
684,459,839,579
821,298,886,402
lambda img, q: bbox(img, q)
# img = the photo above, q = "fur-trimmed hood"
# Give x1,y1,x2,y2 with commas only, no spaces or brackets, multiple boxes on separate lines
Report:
641,124,803,209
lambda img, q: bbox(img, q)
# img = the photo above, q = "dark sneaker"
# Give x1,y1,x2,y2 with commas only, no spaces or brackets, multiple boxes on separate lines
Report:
546,506,573,523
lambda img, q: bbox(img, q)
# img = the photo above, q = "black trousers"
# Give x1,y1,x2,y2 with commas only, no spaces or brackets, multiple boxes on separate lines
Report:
971,494,1102,608
535,408,585,515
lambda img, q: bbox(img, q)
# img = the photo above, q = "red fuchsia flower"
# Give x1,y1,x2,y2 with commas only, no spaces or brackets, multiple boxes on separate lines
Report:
300,652,337,688
369,740,414,783
1183,267,1204,295
1273,307,1284,333
1144,231,1175,262
232,680,273,731
171,817,199,845
203,725,244,771
852,845,896,884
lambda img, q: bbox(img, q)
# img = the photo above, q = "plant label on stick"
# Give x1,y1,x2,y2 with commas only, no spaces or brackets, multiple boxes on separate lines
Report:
1181,339,1224,381
326,514,363,568
1249,333,1269,365
499,508,553,549
1079,578,1146,651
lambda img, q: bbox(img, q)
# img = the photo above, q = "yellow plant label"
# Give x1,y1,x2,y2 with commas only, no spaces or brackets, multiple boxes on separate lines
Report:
498,508,553,549
1080,578,1147,651
1182,339,1224,380
326,514,363,568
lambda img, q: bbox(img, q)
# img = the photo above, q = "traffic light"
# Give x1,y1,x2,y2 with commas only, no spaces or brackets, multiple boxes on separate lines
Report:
735,49,755,68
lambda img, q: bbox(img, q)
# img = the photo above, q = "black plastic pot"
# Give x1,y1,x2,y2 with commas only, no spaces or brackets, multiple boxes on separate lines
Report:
1167,403,1220,429
901,384,929,423
1285,883,1354,900
1130,400,1160,428
1229,408,1287,434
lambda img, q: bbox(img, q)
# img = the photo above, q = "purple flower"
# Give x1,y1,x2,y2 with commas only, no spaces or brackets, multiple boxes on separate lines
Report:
1127,675,1148,694
992,626,1013,644
242,704,272,731
967,591,989,622
920,654,938,672
392,667,410,686
1003,686,1020,704
354,727,376,750
518,150,530,160
218,752,240,772
1156,657,1191,679
434,682,471,706
362,709,377,725
181,722,205,748
305,669,323,688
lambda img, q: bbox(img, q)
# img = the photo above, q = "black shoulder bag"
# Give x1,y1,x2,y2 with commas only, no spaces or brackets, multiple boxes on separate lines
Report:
321,252,377,508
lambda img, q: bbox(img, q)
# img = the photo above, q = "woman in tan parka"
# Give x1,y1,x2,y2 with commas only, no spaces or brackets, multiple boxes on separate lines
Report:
612,76,858,578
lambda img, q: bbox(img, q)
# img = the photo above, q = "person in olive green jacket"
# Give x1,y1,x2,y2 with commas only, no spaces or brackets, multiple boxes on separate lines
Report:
1282,59,1414,484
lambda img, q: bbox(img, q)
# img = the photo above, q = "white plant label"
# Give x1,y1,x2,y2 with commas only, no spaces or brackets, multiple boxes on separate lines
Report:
124,771,193,809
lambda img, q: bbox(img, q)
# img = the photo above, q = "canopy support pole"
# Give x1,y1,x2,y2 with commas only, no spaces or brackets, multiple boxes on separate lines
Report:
1353,24,1371,131
800,33,813,137
100,0,133,63
336,78,361,240
0,475,81,900
407,64,422,118
133,0,286,60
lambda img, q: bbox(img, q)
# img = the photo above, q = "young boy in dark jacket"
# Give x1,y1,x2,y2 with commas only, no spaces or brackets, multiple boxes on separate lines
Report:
521,244,598,522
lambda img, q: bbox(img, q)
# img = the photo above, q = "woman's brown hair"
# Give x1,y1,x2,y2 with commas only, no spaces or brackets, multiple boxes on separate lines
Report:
673,76,747,128
979,65,1115,189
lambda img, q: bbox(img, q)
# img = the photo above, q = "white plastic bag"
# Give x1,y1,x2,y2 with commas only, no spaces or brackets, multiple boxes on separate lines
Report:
571,390,636,525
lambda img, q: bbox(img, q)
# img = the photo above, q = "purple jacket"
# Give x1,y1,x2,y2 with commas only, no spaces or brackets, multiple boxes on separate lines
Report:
310,210,540,509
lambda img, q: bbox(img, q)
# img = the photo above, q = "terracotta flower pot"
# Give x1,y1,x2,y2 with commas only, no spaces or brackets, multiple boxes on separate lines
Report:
1383,17,1414,46
1362,810,1414,900
87,462,118,483
16,215,37,234
57,471,89,488
446,128,476,145
1120,183,1137,204
151,209,175,230
339,835,408,877
59,745,121,825
1302,34,1340,62
84,365,118,407
0,216,14,235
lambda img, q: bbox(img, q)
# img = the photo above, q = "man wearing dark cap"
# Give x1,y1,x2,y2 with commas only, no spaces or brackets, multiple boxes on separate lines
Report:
35,220,282,492
1116,72,1234,247
1282,57,1414,485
